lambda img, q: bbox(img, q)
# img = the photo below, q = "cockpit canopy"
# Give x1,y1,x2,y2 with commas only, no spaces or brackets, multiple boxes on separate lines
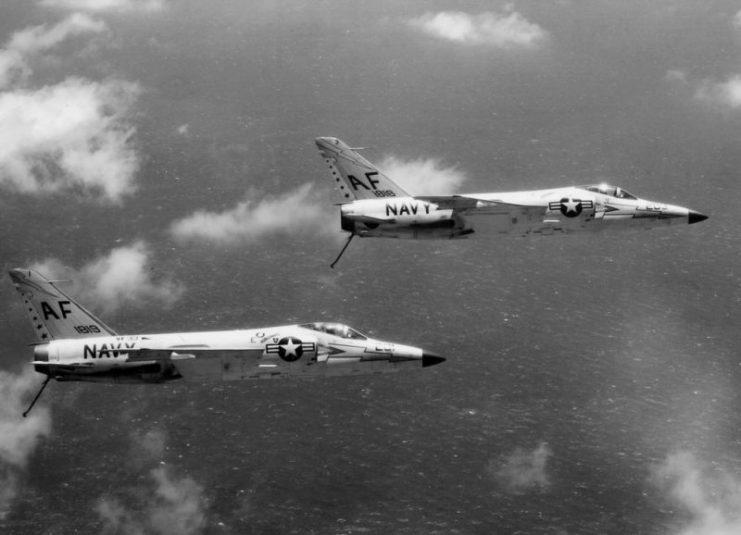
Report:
581,184,637,200
300,322,368,340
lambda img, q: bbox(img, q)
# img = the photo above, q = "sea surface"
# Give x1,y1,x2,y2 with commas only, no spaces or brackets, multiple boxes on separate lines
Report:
4,227,738,534
1,2,741,534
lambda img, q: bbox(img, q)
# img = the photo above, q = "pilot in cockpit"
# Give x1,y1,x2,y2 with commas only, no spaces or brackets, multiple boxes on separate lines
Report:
302,322,367,340
584,184,637,200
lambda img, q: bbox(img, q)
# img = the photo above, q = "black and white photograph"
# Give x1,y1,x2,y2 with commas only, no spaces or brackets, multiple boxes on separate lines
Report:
0,1,737,533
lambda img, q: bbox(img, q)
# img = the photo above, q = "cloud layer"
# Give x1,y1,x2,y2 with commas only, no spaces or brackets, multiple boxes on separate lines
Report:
408,10,547,48
96,466,206,535
96,431,206,535
667,69,741,111
694,75,741,110
491,442,552,494
652,451,741,535
41,0,167,12
0,13,107,88
0,368,52,519
0,14,141,203
170,183,336,244
0,77,141,201
378,155,468,195
32,241,184,315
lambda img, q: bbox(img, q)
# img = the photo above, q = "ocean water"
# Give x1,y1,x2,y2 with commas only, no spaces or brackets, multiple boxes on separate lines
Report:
4,226,735,534
2,2,741,534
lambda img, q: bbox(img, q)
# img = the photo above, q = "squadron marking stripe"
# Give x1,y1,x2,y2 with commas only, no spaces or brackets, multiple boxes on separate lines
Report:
266,343,316,353
548,200,593,211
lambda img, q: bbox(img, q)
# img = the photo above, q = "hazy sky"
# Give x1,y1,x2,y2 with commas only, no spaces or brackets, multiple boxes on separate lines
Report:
1,1,741,533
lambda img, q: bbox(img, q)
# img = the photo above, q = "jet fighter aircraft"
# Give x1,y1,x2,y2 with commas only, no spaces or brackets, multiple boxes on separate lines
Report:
9,268,444,416
315,137,708,267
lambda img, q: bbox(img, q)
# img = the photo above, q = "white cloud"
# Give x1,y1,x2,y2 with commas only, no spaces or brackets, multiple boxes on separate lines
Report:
694,75,741,109
0,367,52,518
96,467,206,535
96,431,206,535
0,15,141,203
148,467,206,534
733,10,741,29
0,13,107,88
490,442,552,493
0,77,141,202
31,241,184,315
651,451,741,535
0,50,27,89
41,0,167,12
8,13,107,56
666,69,741,112
170,183,336,244
408,10,547,48
665,70,688,84
176,123,189,136
132,429,166,459
378,155,468,195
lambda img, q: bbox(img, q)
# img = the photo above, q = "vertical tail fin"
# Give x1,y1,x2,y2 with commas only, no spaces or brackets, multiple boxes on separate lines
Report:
9,268,116,342
315,137,410,203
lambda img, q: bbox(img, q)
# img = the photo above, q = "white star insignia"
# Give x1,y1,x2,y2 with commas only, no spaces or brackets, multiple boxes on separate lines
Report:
281,339,299,357
562,198,580,214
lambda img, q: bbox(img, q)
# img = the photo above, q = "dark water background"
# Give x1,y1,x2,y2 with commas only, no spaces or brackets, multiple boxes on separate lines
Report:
2,1,741,533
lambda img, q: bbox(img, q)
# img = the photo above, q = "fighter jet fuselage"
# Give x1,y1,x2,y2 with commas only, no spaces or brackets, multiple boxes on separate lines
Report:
9,269,444,391
29,324,440,384
339,186,706,240
315,137,708,264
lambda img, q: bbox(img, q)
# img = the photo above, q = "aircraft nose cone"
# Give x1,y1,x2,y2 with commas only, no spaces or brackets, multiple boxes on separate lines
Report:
688,210,708,224
422,352,446,367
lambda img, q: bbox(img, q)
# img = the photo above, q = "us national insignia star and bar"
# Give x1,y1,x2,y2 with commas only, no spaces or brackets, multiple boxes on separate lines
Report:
265,337,316,362
548,198,594,217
